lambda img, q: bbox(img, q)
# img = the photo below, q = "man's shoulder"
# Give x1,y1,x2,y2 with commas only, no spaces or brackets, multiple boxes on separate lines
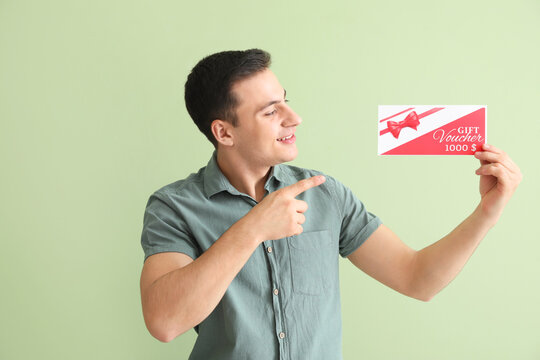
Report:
151,166,206,200
279,163,324,179
278,163,339,195
279,163,337,184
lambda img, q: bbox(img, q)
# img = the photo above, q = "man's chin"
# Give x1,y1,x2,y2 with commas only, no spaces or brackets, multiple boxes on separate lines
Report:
279,148,298,164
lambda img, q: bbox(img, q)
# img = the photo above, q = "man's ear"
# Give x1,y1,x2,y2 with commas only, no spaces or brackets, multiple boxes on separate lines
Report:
211,119,234,147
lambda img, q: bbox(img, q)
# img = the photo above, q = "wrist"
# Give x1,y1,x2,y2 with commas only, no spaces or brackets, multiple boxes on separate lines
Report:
232,214,265,247
473,201,501,230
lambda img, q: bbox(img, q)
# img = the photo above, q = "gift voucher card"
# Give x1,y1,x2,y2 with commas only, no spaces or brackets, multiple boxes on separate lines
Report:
378,105,487,155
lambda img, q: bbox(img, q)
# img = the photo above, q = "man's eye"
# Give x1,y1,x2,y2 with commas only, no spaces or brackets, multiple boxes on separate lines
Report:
265,109,277,116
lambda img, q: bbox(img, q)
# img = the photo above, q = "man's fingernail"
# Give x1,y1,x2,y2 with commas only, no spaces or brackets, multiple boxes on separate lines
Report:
483,143,490,149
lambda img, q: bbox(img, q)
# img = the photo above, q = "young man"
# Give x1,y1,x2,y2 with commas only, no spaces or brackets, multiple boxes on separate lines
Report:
139,49,521,360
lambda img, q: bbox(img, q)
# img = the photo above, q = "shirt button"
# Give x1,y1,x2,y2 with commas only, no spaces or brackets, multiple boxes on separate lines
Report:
267,246,273,253
273,288,279,296
279,332,285,339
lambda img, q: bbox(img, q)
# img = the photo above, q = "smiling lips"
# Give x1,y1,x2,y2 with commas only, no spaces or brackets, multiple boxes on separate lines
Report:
276,134,296,144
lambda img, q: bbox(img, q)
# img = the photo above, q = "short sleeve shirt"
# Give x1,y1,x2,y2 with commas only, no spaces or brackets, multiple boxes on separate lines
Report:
140,152,382,360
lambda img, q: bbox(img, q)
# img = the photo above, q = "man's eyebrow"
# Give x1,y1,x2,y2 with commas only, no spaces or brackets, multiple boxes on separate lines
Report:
255,89,287,114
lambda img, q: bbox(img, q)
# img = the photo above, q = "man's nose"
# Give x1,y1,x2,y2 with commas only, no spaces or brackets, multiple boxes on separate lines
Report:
282,103,302,127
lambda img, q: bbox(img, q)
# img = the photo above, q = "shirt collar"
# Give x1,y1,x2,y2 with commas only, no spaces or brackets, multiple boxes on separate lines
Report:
267,162,287,185
203,151,287,199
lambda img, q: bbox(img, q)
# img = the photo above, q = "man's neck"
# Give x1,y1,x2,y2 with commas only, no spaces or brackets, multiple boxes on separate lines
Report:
216,150,272,202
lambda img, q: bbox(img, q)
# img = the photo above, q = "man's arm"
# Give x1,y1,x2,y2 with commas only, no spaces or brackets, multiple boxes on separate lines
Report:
348,144,522,301
348,211,492,301
140,221,260,343
140,176,325,342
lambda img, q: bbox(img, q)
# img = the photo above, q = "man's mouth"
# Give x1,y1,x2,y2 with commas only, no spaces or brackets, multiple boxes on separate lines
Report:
277,134,294,142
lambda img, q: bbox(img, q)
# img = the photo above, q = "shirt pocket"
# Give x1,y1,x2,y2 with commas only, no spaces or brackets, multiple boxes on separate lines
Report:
287,229,333,296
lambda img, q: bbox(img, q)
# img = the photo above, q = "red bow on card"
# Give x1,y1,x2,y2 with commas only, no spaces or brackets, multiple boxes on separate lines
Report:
387,111,420,139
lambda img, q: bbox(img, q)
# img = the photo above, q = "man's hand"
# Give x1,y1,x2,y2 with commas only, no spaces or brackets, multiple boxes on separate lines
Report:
474,144,522,227
243,175,326,242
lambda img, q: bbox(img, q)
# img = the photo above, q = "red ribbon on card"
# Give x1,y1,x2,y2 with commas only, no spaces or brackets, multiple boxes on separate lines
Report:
386,111,420,139
379,107,445,139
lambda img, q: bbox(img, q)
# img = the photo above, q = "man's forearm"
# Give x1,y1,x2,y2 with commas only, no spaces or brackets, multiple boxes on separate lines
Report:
411,204,493,301
143,218,261,342
410,145,521,301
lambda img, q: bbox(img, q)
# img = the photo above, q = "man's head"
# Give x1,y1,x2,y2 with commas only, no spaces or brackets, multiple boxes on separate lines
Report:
184,49,302,168
184,49,271,147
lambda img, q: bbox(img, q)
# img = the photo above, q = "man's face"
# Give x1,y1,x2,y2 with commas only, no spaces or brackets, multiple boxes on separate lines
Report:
228,69,302,167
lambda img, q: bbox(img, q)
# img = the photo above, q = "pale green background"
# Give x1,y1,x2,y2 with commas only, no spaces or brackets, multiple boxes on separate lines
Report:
1,0,539,359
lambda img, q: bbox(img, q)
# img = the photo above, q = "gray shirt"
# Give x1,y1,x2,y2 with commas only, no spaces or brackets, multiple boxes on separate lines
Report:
141,152,382,360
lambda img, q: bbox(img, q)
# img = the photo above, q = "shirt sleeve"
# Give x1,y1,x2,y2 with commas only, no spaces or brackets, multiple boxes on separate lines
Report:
140,191,200,262
327,176,382,258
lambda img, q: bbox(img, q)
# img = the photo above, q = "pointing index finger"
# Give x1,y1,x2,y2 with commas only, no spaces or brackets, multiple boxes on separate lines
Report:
285,175,326,197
